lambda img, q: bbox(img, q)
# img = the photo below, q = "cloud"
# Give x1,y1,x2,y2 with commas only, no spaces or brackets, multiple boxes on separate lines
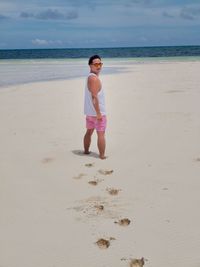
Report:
32,38,63,46
0,13,8,19
161,5,200,21
20,12,34,18
162,11,175,18
56,0,154,9
32,39,48,45
20,8,78,20
129,0,153,4
180,6,200,20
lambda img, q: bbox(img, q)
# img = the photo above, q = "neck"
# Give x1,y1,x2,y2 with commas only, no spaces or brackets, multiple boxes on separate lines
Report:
90,71,99,76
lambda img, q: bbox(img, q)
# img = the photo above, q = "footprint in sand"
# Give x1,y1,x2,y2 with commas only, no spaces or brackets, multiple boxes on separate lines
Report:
85,163,95,167
42,157,54,163
69,195,122,220
114,218,131,226
73,173,86,180
129,258,145,267
106,188,121,196
94,204,104,212
88,180,98,186
195,157,200,162
98,169,113,175
96,237,116,249
88,178,103,186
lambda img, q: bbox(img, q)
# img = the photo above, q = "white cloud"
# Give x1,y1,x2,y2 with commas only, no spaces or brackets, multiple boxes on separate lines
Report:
32,39,48,45
32,38,63,46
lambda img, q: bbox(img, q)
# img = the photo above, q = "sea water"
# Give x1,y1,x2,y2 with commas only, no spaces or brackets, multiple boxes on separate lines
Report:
1,46,200,87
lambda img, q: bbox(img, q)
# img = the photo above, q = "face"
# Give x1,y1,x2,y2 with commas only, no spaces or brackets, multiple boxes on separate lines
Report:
90,58,103,75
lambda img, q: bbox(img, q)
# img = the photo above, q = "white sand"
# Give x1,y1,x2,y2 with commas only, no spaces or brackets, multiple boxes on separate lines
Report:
1,60,200,267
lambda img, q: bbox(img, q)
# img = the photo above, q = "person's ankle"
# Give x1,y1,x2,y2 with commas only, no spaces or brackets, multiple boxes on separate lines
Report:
99,154,106,159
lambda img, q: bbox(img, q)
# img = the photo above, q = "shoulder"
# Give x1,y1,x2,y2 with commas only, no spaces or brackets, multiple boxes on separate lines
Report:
88,74,98,82
88,75,100,88
87,75,100,93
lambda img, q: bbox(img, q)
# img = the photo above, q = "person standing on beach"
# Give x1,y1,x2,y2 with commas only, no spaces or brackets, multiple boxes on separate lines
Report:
83,55,107,159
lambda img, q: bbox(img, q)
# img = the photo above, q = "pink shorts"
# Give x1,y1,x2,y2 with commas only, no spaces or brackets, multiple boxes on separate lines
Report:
86,115,107,132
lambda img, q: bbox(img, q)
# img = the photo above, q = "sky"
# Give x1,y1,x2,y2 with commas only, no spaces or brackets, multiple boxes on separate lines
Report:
0,0,200,49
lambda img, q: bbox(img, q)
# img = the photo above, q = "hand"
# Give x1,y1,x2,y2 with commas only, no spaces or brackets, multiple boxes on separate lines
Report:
96,113,102,120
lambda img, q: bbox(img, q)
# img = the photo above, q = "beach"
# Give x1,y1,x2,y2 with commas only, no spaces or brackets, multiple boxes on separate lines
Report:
0,59,200,267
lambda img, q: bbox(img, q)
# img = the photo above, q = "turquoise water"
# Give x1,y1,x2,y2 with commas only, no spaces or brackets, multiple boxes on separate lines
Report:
1,57,200,88
1,46,200,87
0,59,128,87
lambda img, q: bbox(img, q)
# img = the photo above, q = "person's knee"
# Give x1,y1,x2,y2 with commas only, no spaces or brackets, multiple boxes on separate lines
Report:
97,131,105,138
86,129,94,137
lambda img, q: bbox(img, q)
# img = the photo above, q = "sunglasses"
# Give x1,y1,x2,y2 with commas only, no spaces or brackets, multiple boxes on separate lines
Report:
91,62,103,67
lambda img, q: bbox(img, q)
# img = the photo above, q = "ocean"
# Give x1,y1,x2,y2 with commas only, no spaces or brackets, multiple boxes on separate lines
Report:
1,46,200,59
1,46,200,87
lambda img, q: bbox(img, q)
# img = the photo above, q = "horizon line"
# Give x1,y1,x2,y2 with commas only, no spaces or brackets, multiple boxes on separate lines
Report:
1,44,200,51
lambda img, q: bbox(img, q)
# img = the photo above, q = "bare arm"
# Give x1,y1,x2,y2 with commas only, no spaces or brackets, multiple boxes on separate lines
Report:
88,76,102,119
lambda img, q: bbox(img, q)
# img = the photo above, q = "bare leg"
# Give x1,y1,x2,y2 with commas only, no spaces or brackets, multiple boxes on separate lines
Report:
97,131,106,159
84,129,94,154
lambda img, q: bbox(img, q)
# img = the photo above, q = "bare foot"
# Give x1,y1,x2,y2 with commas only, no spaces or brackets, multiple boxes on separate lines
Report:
99,155,107,160
84,151,91,154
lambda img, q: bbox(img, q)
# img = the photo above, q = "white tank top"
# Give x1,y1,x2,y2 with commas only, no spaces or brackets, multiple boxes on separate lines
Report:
84,73,106,116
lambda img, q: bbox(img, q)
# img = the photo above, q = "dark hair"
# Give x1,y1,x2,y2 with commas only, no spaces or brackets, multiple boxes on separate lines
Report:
88,54,101,65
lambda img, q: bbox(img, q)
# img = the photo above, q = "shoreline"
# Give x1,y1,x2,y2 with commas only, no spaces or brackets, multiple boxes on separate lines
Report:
1,57,200,89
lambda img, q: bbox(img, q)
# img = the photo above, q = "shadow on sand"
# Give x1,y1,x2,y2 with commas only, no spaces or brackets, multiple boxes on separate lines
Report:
72,149,99,159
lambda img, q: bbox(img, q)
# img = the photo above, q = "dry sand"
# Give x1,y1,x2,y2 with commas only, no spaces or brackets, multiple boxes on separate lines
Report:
0,59,200,267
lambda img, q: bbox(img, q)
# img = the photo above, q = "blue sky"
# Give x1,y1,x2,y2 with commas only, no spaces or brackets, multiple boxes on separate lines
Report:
0,0,200,49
